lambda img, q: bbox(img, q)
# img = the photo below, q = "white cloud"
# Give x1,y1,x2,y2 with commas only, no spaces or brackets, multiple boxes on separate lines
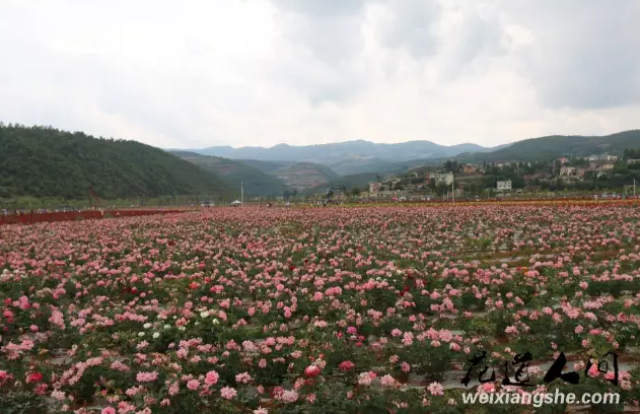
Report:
0,0,638,149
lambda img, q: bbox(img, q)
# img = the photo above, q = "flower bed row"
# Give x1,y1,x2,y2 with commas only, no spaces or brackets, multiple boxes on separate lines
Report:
1,205,640,413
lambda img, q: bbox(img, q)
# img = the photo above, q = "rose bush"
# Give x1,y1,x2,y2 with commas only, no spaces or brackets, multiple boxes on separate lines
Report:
0,204,639,413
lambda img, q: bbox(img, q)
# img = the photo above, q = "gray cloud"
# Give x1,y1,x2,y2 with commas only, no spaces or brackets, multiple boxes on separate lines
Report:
445,7,507,72
271,0,372,65
270,0,368,17
1,0,639,148
375,0,442,59
266,0,373,105
508,0,640,109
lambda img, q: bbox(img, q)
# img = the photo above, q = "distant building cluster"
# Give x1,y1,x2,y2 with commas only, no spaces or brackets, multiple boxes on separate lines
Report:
362,151,633,200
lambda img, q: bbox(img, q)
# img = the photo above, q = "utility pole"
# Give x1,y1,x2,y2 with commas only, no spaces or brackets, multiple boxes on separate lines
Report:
241,182,244,205
634,178,636,197
452,175,455,204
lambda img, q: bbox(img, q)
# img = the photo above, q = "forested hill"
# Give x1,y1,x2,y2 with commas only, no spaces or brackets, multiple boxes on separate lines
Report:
455,130,640,163
0,124,230,199
171,152,289,197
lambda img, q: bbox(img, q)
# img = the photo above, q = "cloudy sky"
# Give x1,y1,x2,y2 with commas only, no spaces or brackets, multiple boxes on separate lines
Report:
1,0,639,149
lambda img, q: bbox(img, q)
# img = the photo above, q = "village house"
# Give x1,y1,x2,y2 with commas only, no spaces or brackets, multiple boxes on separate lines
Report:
426,172,454,185
497,180,512,192
586,162,599,172
560,166,586,179
463,164,477,174
369,182,382,195
524,173,546,182
588,153,618,162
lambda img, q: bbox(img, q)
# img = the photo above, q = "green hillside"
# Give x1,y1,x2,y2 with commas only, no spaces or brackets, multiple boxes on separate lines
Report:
272,162,339,191
238,159,294,174
172,153,289,197
457,130,640,163
0,123,230,199
363,130,640,175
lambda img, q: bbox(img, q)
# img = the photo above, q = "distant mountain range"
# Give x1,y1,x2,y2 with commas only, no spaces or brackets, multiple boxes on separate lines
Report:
172,152,337,194
196,139,503,162
3,123,639,202
181,130,640,173
177,140,508,175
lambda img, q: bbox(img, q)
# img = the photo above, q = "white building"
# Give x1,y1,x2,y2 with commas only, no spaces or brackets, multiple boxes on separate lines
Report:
428,172,454,186
589,154,618,162
369,182,382,195
497,180,512,191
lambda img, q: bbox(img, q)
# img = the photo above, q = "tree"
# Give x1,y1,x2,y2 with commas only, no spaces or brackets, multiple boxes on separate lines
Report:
436,182,449,195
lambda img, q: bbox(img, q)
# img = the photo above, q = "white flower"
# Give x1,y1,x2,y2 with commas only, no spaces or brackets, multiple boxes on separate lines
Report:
212,318,220,325
195,322,200,326
143,323,152,329
200,311,210,318
164,324,171,330
179,326,186,331
152,332,160,339
138,332,145,337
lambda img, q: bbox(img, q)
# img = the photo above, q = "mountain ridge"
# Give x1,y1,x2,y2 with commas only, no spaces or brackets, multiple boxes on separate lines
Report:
169,152,289,197
187,139,501,164
452,130,640,164
0,124,231,200
171,130,640,176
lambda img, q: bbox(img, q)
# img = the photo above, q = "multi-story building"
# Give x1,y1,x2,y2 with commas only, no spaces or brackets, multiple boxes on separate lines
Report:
589,153,618,162
497,180,512,192
560,166,586,179
426,172,454,185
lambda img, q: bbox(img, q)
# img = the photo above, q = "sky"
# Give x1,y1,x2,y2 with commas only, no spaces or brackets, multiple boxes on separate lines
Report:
1,0,639,149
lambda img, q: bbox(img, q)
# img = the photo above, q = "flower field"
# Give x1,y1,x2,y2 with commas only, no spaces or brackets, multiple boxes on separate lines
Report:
1,204,640,414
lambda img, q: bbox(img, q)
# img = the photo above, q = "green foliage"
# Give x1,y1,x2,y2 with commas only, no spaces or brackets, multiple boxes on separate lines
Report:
0,390,49,414
0,124,230,199
174,152,289,197
238,159,294,174
459,130,640,163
